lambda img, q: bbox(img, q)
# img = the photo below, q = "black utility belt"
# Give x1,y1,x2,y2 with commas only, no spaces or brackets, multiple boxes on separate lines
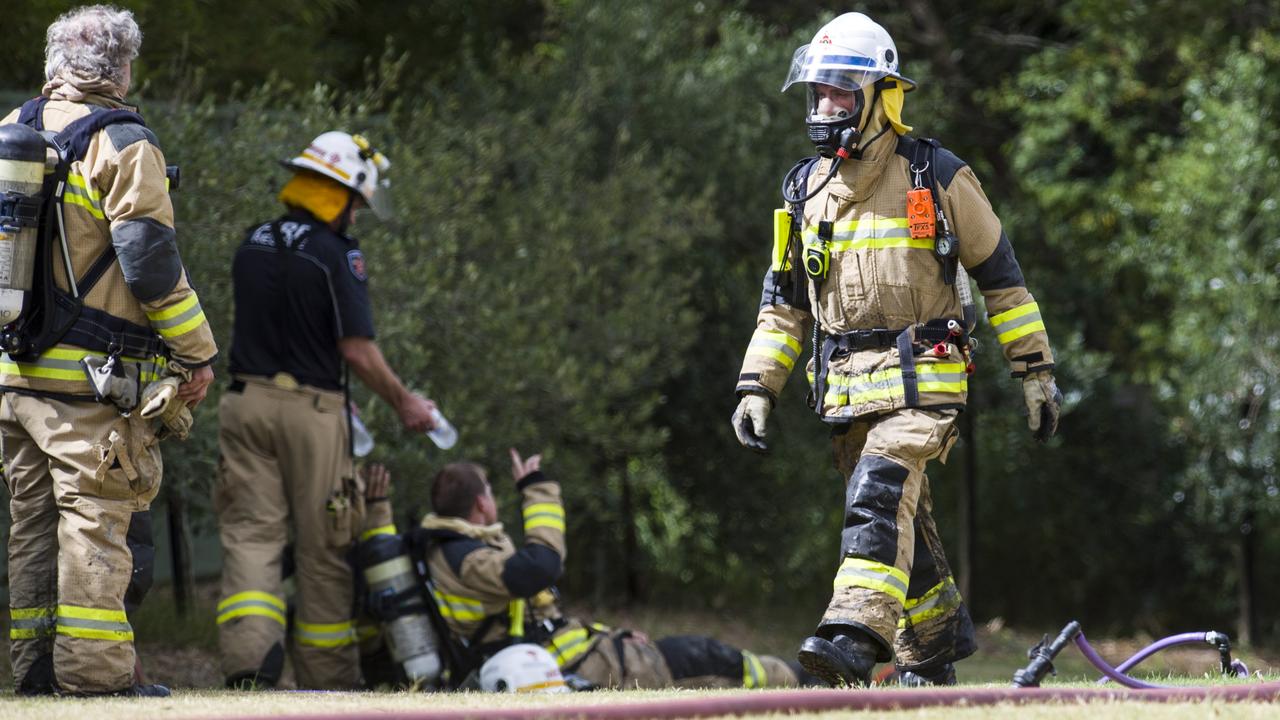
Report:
828,322,962,353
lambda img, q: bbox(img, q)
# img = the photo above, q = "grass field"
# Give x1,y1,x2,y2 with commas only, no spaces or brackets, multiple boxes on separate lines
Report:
1,583,1277,718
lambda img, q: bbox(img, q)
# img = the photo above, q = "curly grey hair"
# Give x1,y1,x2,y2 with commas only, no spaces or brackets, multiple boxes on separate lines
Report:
43,5,142,87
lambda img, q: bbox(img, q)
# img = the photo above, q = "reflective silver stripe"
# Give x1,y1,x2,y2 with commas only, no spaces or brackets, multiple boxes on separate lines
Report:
993,311,1042,333
57,616,132,632
9,617,55,632
751,337,800,361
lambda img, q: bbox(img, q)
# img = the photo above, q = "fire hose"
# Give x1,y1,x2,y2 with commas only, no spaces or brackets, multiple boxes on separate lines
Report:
1013,620,1251,689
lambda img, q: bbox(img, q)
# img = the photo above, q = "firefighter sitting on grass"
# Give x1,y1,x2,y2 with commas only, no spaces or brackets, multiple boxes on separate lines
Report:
357,451,813,690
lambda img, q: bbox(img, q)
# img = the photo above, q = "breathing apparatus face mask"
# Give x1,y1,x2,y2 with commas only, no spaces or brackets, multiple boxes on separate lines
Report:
804,83,868,158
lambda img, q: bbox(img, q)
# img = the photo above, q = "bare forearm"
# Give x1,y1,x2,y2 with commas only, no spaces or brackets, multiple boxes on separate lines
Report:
338,337,410,410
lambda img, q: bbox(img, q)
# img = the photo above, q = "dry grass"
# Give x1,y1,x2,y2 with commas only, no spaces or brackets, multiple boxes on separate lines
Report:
3,584,1279,719
0,687,1278,720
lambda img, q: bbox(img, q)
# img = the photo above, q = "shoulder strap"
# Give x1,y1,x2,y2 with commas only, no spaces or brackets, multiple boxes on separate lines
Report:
54,108,146,162
16,97,48,131
785,156,820,223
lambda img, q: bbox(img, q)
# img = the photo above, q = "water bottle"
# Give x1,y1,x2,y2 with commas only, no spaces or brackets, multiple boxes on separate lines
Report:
350,413,374,457
426,407,457,450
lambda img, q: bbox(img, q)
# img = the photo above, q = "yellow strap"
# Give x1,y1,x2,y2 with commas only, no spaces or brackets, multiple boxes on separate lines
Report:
771,209,793,272
359,524,397,541
508,599,526,639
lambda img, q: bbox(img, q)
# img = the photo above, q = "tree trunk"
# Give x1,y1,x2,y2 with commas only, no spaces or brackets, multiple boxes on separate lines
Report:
166,488,195,617
620,469,641,603
957,395,977,608
1236,510,1256,646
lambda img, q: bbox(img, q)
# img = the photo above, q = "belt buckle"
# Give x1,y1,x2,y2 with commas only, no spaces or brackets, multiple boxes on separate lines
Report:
271,372,299,390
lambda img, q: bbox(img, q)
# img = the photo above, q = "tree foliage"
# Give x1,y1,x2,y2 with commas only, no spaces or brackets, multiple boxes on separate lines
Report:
3,0,1280,641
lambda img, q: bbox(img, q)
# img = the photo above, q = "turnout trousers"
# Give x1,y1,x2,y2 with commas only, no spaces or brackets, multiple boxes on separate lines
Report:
2,393,162,694
819,408,977,670
215,376,363,689
561,628,797,689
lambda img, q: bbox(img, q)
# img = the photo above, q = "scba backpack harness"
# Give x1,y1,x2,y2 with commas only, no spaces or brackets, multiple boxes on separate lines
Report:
3,97,167,366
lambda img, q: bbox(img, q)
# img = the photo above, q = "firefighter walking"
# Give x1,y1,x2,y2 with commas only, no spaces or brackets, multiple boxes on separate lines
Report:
215,131,438,689
731,12,1062,687
1,5,216,697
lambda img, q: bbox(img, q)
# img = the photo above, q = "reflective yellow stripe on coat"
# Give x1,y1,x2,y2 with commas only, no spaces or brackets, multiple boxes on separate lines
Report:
146,293,209,341
523,503,565,533
0,348,166,383
745,329,803,372
803,217,934,252
809,363,967,409
432,589,485,622
64,172,105,220
990,301,1046,345
545,627,593,668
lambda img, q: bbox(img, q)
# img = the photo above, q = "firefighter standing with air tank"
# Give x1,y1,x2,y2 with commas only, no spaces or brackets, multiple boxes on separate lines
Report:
214,131,439,689
731,12,1063,687
0,5,216,697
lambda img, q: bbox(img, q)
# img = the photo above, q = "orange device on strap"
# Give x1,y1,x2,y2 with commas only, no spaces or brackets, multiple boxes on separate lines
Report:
907,188,935,239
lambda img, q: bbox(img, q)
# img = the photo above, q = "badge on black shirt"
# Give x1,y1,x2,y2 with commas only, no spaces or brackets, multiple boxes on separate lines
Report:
346,249,368,282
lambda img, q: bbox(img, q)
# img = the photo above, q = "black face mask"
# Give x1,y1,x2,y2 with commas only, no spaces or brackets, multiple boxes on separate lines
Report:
806,87,865,159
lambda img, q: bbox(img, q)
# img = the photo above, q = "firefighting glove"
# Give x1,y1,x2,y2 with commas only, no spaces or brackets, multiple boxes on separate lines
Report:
1023,371,1063,442
731,393,772,453
140,368,194,441
140,377,193,440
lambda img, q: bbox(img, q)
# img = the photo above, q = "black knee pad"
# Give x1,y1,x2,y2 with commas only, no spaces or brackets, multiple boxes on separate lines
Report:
841,455,910,563
656,635,742,680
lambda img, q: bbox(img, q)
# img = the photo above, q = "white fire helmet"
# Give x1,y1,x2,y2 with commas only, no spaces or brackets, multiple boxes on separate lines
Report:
782,12,916,96
281,131,393,219
479,644,571,694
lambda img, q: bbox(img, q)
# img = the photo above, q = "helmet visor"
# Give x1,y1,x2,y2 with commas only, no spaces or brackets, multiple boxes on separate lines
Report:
782,43,888,93
364,177,393,220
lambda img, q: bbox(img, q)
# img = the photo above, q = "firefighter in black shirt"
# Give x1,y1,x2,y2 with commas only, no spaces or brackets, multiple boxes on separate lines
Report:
215,131,438,690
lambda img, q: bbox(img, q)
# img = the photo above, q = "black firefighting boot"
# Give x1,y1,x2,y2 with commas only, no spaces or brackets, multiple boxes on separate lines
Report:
16,654,57,696
797,631,880,688
63,683,171,698
898,662,957,686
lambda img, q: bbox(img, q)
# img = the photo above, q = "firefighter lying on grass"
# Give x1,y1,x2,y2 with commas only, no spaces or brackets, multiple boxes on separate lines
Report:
351,453,816,690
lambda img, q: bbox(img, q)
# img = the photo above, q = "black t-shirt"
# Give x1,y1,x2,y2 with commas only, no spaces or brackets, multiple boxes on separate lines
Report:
228,211,375,390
